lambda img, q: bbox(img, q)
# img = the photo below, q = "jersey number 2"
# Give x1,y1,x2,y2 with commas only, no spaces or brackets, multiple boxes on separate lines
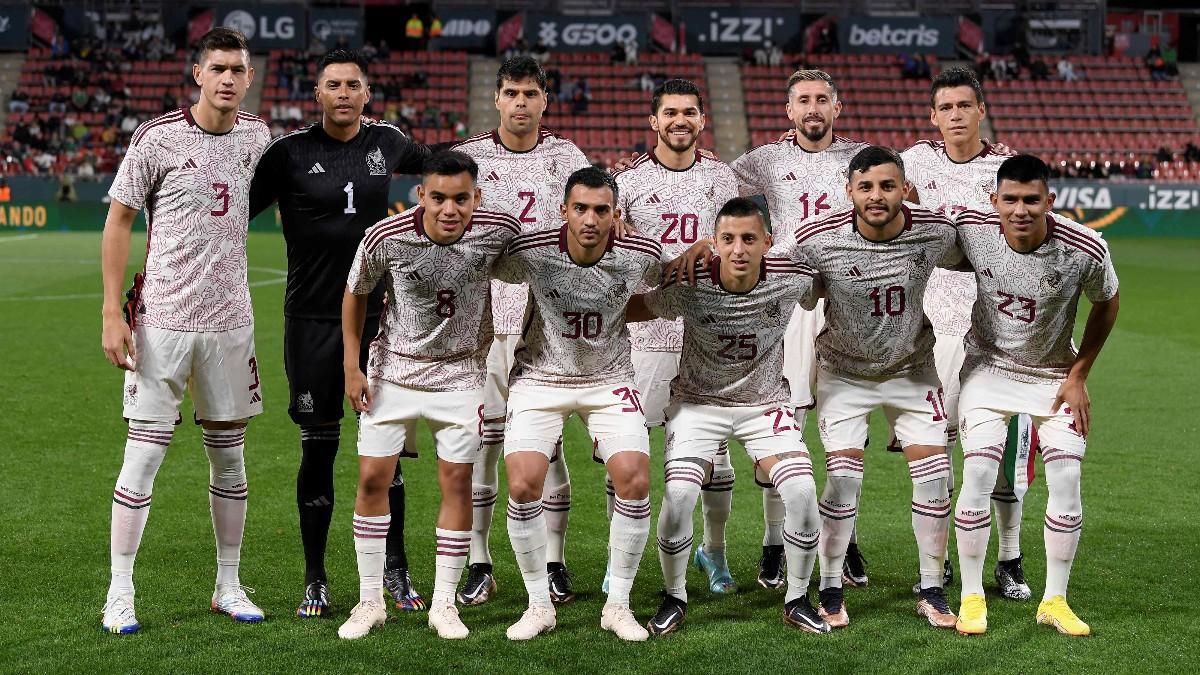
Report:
343,182,357,214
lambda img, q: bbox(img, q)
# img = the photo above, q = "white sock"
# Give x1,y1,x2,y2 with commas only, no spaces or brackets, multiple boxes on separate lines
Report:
956,445,1002,598
771,457,819,602
609,496,651,606
507,498,551,607
353,513,389,604
818,454,863,590
659,460,703,602
203,428,248,590
109,422,172,598
701,454,733,553
909,453,952,590
1042,447,1084,600
469,438,502,565
433,528,470,606
543,441,570,565
762,487,785,546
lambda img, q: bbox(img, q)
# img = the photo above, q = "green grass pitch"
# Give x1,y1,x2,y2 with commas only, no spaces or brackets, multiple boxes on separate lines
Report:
2,231,1197,673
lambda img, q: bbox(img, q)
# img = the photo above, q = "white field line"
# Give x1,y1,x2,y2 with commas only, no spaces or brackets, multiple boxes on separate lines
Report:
0,267,288,302
0,234,39,243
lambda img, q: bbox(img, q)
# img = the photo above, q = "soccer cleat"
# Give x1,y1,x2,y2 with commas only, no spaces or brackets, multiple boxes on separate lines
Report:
601,604,649,641
784,595,832,634
428,603,469,639
338,599,386,639
694,546,738,594
211,585,265,623
916,586,958,629
842,543,869,587
602,561,612,595
101,594,140,635
296,580,331,618
817,587,850,629
383,568,426,611
457,563,497,606
757,544,786,589
995,556,1033,601
646,593,687,636
1036,596,1091,636
547,562,576,605
506,605,556,641
956,594,988,635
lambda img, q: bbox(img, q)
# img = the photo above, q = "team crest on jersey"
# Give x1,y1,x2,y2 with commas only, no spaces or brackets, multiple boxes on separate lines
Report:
296,392,315,414
606,280,628,304
243,152,252,169
367,147,387,176
544,159,560,180
124,383,138,406
1040,271,1062,292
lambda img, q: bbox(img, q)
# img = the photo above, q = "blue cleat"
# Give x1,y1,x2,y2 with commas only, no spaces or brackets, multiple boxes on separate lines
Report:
694,546,737,594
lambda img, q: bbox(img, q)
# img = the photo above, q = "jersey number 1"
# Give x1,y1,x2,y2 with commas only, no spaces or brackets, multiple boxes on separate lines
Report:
343,182,357,214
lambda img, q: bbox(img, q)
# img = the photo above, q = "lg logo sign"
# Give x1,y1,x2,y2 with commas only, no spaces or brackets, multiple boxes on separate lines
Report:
223,9,295,41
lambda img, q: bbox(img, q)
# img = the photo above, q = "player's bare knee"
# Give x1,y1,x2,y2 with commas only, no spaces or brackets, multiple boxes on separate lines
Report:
901,443,945,462
826,448,864,459
199,419,248,430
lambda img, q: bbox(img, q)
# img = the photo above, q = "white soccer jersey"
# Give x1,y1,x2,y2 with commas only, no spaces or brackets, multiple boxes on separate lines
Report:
782,205,960,378
454,127,592,334
347,205,521,391
644,256,819,406
614,151,739,352
903,140,1019,337
955,209,1119,384
110,107,271,332
494,227,661,388
731,134,870,240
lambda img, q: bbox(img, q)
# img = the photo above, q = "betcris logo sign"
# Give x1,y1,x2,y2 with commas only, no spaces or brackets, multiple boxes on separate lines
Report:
221,5,305,49
839,17,956,57
528,13,647,51
682,9,801,54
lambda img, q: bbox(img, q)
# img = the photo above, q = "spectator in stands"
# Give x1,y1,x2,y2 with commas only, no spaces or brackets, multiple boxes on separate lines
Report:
33,150,55,174
1156,146,1173,163
8,90,30,113
1030,58,1051,81
120,110,140,136
1147,46,1170,81
1136,156,1155,179
160,91,177,113
1057,57,1079,82
610,41,624,65
1184,142,1200,163
974,52,993,81
422,103,441,128
532,39,550,65
639,72,655,93
400,100,417,126
546,68,563,101
454,118,467,139
901,53,930,79
571,77,591,114
1162,45,1179,78
623,38,638,66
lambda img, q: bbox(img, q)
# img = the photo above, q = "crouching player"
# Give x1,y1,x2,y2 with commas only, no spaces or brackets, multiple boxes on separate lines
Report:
337,151,520,640
629,198,829,635
952,155,1119,636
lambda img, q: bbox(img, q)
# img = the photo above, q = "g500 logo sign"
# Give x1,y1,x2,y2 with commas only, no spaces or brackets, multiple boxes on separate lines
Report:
535,19,638,48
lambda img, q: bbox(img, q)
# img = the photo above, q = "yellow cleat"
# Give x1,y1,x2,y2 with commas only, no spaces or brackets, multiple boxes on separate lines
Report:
956,594,987,635
1036,596,1091,636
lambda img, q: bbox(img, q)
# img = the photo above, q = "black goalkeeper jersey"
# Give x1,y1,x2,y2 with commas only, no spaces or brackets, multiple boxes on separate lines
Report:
250,121,432,319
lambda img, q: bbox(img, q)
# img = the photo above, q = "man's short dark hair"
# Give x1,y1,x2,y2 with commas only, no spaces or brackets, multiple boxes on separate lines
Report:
195,27,249,62
715,197,766,231
422,151,479,182
496,55,547,92
564,167,618,205
317,49,369,79
787,70,839,101
847,146,905,180
930,66,985,107
651,78,704,115
996,154,1050,188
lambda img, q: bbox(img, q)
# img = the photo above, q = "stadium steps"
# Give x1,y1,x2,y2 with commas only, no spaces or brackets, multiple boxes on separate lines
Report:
244,54,269,121
468,56,501,136
1178,63,1200,129
0,53,25,131
705,57,750,159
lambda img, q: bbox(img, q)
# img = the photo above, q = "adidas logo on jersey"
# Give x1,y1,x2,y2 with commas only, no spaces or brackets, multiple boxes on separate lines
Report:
846,266,863,278
309,163,326,174
179,158,198,171
701,314,718,325
925,180,938,190
981,268,994,279
546,289,561,299
250,391,262,404
483,170,500,181
782,172,797,181
645,194,662,205
405,270,423,281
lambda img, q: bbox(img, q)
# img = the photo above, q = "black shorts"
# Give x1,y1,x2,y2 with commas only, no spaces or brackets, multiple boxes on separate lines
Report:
283,315,380,425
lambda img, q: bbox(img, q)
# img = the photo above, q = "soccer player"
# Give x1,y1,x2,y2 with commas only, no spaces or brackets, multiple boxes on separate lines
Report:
336,152,521,640
902,66,1030,599
612,78,739,594
98,28,270,634
729,70,871,589
628,198,827,635
780,147,960,630
249,49,444,617
453,55,592,605
952,155,1119,637
495,168,660,642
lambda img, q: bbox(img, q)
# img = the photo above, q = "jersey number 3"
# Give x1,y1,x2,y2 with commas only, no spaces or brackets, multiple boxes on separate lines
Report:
211,183,229,216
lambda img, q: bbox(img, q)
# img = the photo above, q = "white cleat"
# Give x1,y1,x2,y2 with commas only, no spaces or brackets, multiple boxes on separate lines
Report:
211,585,265,623
428,603,469,640
101,594,140,635
506,604,557,641
601,604,649,641
339,600,387,639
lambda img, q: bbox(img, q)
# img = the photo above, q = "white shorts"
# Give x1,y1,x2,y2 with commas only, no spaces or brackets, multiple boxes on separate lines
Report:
933,332,967,439
505,382,650,463
816,368,948,452
782,301,824,409
959,370,1086,455
482,334,519,419
358,380,484,463
122,324,262,423
664,401,808,464
632,349,681,427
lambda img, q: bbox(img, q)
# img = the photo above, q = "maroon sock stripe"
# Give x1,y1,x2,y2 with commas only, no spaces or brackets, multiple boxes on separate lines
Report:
1045,514,1083,533
473,495,498,507
113,488,152,509
770,463,813,487
507,501,544,521
965,445,1004,462
783,530,818,551
912,501,953,518
658,536,692,555
826,457,864,474
954,511,992,531
613,500,651,519
909,457,951,480
1042,448,1082,464
126,430,173,446
665,465,705,486
202,432,246,449
209,484,248,500
819,503,857,520
435,536,471,557
543,498,571,512
353,518,390,539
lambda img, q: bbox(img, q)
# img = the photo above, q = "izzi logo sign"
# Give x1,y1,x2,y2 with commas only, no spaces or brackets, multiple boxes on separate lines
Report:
838,17,956,56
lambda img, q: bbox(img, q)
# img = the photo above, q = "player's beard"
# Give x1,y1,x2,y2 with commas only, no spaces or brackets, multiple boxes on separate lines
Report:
659,125,698,153
798,117,830,143
859,201,901,229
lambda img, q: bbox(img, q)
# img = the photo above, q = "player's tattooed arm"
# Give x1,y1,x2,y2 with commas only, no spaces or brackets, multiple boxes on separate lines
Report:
342,289,373,413
663,237,715,286
1052,291,1119,439
100,200,139,371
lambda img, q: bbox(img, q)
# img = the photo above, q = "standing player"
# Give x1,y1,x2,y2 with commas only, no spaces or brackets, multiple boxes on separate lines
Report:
781,147,960,630
902,66,1029,599
98,28,270,634
453,55,592,605
629,198,828,635
952,155,1119,636
337,152,521,640
249,49,444,618
612,78,739,594
495,168,660,642
730,70,871,588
